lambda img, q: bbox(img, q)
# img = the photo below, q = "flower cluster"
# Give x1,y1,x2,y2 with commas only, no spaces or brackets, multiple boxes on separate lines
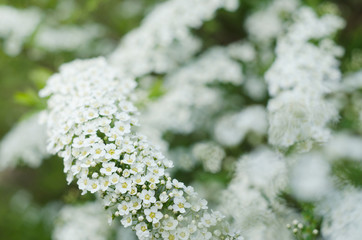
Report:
219,148,293,240
0,6,41,56
41,57,242,240
266,7,345,151
324,132,362,161
53,202,111,240
35,24,105,53
214,105,268,147
290,153,332,201
245,0,299,44
109,0,239,77
192,141,225,173
0,3,109,57
319,189,362,240
0,113,49,170
141,46,243,136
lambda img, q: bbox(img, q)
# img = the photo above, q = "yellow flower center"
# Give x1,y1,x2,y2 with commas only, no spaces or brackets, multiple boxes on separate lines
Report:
95,149,102,154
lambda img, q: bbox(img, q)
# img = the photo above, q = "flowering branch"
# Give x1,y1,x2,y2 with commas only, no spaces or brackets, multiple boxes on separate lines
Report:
40,57,242,240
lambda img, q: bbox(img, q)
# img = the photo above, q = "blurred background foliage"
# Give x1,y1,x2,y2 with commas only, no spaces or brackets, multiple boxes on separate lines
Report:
0,0,361,239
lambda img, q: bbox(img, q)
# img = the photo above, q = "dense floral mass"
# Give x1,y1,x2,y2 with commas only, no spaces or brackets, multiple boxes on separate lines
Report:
266,7,345,151
1,0,362,239
40,57,241,240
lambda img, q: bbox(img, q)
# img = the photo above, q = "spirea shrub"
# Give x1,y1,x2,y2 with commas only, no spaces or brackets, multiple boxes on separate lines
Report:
1,0,362,240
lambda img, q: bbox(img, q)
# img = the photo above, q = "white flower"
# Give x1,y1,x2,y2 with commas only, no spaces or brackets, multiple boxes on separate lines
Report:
121,214,133,227
100,162,117,176
104,144,121,160
129,197,142,211
109,173,120,185
90,143,106,159
200,213,217,228
77,177,89,191
118,201,131,216
177,227,190,240
139,189,156,205
163,217,178,231
100,177,110,191
115,178,132,194
88,179,100,193
159,192,169,203
132,175,146,185
135,222,150,239
72,136,88,148
123,153,136,165
114,121,131,135
144,206,163,224
172,197,190,213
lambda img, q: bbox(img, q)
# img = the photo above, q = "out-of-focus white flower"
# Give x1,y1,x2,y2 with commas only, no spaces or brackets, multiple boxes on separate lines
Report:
268,91,338,151
266,7,344,151
245,0,299,43
116,227,137,240
342,70,362,92
35,24,104,52
219,148,293,240
214,105,268,147
324,132,362,161
168,147,195,171
227,41,256,63
290,153,332,201
0,6,42,56
319,189,362,240
109,0,239,77
243,76,267,101
192,141,225,173
53,202,110,240
141,46,243,135
0,112,49,170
